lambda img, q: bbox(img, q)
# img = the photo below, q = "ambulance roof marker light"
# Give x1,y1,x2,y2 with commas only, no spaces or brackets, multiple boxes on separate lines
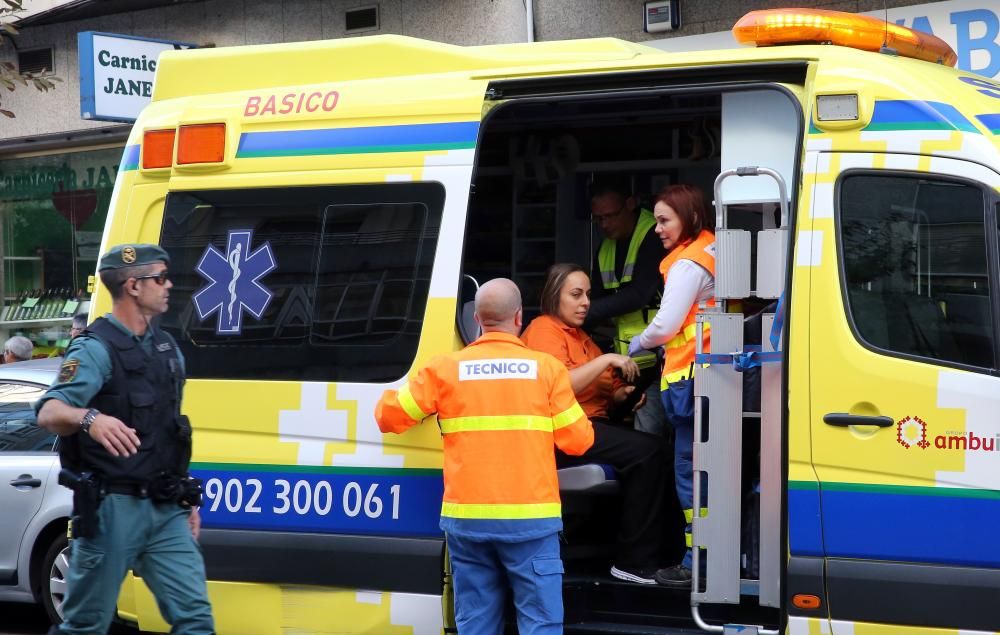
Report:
177,123,227,165
141,129,176,170
731,8,958,67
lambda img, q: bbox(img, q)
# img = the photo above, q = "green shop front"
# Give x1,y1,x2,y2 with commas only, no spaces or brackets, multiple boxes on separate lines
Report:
0,145,122,356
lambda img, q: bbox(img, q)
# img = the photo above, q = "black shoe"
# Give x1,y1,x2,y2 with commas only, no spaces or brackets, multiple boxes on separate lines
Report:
610,564,658,585
654,564,692,588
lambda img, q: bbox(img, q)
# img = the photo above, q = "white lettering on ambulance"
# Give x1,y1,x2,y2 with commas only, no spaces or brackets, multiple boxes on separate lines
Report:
458,359,538,381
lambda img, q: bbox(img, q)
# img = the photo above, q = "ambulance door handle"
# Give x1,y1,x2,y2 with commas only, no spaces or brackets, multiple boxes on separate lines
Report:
823,413,893,427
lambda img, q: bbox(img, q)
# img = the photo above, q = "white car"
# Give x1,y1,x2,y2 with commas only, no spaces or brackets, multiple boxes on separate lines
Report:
0,357,70,625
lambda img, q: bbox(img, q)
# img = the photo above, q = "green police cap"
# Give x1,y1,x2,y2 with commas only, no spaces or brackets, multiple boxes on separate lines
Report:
97,244,170,271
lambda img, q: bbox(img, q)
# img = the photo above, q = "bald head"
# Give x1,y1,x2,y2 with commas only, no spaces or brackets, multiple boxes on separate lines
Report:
474,278,523,335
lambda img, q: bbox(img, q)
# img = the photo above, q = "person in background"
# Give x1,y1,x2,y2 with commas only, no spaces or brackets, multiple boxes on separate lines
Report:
37,244,214,635
588,183,668,436
629,185,715,589
4,335,34,363
69,313,87,340
522,263,673,586
376,278,593,635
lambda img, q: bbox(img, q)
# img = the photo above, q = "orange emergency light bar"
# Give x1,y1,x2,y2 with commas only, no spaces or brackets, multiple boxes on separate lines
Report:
177,123,227,165
732,8,957,67
141,129,176,169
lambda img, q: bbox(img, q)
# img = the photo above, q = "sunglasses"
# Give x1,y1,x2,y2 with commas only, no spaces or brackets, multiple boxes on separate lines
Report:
130,271,170,286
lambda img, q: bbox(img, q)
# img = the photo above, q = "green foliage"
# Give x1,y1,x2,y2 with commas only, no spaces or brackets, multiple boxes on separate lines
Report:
1,0,62,118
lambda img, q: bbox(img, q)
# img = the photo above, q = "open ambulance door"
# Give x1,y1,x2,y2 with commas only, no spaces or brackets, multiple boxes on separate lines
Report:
807,152,1000,634
465,69,803,633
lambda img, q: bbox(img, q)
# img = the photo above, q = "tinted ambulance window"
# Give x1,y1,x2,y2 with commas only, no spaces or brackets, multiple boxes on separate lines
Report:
159,183,444,382
839,174,994,369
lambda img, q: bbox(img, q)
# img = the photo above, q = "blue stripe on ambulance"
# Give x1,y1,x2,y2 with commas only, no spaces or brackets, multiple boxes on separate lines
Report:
790,481,1000,568
975,113,1000,134
236,121,480,158
788,482,825,557
191,465,445,538
120,144,140,171
864,100,980,133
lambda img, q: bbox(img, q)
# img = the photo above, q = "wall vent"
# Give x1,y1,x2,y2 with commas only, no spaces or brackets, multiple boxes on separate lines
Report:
17,48,54,75
345,6,378,32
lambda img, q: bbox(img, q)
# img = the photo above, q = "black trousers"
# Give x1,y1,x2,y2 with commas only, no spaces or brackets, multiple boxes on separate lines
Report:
557,419,668,569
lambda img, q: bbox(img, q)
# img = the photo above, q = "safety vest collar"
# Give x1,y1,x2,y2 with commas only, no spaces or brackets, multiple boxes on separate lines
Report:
530,313,580,336
659,229,716,278
469,331,528,349
598,208,655,290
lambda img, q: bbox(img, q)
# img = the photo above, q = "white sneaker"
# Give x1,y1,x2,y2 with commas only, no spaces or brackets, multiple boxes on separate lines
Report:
610,564,658,584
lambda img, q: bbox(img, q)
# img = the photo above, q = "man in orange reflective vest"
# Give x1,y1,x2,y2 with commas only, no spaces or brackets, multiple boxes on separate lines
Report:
376,278,594,635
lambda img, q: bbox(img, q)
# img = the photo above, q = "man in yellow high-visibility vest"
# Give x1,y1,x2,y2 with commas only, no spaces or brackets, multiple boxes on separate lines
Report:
588,183,666,435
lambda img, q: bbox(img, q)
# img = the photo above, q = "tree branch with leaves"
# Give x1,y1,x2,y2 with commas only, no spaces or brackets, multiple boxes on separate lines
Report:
1,0,61,118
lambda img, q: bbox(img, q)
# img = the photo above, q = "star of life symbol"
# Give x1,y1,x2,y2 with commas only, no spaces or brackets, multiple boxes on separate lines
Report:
896,415,930,449
193,229,277,335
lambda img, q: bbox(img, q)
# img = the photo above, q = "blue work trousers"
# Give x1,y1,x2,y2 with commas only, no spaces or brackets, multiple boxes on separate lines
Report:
447,532,563,635
663,381,696,569
56,494,215,635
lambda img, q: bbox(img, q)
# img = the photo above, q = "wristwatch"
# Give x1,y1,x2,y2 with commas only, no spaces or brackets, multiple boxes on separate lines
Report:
78,408,99,434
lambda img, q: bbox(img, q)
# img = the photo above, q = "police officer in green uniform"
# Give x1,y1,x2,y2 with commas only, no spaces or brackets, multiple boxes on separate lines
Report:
588,183,668,435
37,244,215,635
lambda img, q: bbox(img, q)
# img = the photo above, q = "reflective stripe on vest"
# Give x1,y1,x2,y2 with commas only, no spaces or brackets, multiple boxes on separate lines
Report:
599,209,659,367
659,230,716,391
441,501,562,520
438,402,585,434
397,384,428,421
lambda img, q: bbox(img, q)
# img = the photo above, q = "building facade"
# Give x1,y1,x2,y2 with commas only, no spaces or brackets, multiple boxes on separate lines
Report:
0,0,987,351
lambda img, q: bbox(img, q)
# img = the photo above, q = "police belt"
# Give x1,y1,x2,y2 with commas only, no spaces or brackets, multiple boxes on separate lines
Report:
101,474,204,507
101,480,152,498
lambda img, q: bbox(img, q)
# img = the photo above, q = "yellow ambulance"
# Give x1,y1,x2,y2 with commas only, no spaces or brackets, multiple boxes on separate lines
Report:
96,8,1000,635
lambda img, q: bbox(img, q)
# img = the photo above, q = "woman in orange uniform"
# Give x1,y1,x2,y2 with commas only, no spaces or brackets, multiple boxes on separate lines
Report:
628,185,715,588
522,263,671,585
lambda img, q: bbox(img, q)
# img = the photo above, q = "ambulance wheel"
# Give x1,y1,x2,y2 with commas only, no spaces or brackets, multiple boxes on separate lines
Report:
40,532,70,626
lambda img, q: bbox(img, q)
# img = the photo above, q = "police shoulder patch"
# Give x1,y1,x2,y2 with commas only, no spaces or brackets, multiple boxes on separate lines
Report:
57,359,80,383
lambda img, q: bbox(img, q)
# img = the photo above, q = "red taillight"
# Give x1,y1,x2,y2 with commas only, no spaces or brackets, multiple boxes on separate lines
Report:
141,129,176,169
792,594,822,610
177,123,226,165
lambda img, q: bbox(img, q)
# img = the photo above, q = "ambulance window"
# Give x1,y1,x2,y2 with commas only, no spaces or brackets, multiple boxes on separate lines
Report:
839,174,994,369
158,183,444,382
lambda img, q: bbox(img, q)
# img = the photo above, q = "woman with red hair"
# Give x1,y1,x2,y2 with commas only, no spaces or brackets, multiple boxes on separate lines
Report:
628,184,715,588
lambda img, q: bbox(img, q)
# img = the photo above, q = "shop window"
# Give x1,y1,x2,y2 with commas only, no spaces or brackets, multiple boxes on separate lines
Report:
159,182,444,383
839,173,994,369
0,147,118,353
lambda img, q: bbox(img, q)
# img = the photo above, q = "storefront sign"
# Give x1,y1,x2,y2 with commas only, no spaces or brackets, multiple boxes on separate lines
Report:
0,160,117,200
651,0,1000,80
78,31,194,122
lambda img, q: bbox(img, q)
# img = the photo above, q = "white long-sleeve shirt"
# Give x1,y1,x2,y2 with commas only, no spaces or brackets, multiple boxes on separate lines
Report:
637,259,715,349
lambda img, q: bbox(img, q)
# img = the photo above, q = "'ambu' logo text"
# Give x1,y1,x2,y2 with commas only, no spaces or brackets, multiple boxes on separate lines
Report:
897,415,1000,453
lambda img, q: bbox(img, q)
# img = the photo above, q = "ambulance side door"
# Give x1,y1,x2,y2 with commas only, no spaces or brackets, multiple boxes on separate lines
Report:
807,153,1000,633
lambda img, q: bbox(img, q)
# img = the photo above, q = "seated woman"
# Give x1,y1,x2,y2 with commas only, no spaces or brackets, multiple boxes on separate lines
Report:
522,263,672,586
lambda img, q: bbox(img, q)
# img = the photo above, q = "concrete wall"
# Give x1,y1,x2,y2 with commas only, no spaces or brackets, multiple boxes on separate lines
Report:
0,0,946,142
0,0,529,140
